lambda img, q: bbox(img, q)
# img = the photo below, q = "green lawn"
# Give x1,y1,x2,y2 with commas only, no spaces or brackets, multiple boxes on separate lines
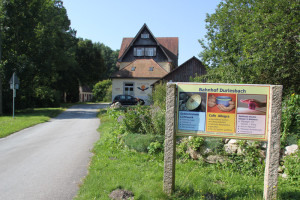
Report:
0,106,69,138
75,110,300,200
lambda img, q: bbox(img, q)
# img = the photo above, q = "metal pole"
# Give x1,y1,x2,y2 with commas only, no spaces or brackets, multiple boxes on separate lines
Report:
13,72,15,119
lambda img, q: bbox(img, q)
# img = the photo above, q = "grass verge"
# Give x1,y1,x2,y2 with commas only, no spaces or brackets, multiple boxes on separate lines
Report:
0,104,71,138
75,110,299,200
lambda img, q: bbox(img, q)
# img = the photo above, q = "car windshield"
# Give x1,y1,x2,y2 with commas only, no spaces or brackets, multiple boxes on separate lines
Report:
126,96,134,100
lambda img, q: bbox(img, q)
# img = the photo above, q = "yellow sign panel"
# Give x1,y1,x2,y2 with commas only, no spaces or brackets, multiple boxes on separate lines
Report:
176,83,270,141
206,113,236,133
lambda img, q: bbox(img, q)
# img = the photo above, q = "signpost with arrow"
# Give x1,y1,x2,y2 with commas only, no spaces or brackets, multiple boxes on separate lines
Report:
9,72,20,119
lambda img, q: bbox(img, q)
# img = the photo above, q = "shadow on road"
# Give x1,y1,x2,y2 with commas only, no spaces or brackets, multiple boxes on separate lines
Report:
54,103,110,120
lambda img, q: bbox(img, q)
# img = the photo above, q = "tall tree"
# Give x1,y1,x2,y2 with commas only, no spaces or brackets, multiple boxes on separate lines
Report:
75,39,106,86
0,0,78,109
95,43,119,78
0,0,119,110
199,0,299,95
0,1,2,115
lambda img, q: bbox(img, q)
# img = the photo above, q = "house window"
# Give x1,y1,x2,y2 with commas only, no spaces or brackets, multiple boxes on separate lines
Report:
124,83,134,96
134,47,144,56
145,47,156,56
149,67,154,71
131,67,136,71
141,33,149,38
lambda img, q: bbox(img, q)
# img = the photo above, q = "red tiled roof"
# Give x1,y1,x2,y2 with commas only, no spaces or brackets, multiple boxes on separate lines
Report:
112,59,168,78
118,37,178,59
157,37,178,57
118,38,133,59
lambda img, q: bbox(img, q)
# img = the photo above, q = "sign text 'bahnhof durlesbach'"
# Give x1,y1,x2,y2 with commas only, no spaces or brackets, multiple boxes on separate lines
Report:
177,83,270,141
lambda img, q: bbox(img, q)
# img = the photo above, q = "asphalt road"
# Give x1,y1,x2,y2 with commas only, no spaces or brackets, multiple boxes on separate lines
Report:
0,103,109,200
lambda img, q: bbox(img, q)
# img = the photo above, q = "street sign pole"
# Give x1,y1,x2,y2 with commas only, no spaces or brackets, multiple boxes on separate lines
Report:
9,72,20,119
12,72,15,119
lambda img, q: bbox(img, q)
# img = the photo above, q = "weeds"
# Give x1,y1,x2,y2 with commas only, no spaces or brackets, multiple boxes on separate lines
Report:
76,109,300,200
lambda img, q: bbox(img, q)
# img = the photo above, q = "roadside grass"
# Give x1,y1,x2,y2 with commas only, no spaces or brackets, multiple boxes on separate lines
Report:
0,104,71,138
74,112,168,200
75,110,299,200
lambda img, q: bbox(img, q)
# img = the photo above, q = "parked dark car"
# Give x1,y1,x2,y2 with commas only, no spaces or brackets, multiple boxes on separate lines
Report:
112,95,145,105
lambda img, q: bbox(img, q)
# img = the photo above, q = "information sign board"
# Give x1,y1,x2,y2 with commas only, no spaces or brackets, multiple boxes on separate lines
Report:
176,83,270,141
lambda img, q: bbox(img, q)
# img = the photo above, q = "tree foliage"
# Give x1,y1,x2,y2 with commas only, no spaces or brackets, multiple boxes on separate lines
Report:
0,0,119,112
92,79,112,102
151,82,167,109
199,0,299,95
76,39,105,85
95,43,119,78
0,0,77,108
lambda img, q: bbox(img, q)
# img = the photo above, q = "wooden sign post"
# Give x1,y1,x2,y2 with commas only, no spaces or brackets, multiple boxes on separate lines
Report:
163,83,177,194
163,83,282,200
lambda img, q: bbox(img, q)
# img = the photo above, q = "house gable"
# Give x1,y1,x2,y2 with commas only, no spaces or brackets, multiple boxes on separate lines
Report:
117,24,178,66
118,37,179,60
134,27,157,46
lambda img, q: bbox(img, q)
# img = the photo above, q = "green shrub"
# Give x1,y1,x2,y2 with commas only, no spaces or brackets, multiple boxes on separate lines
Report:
281,93,299,146
34,86,60,107
103,84,112,102
123,133,163,153
92,79,112,102
135,106,154,135
107,106,165,153
176,138,190,160
122,108,143,134
204,138,224,154
107,105,166,154
151,105,166,136
222,141,265,176
110,105,165,136
283,149,300,185
107,107,125,121
151,82,166,109
148,141,163,155
176,137,223,160
188,136,205,151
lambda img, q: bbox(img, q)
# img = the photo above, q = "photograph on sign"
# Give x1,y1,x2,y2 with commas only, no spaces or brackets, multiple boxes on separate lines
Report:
178,92,206,131
237,94,267,114
236,94,267,136
176,83,270,141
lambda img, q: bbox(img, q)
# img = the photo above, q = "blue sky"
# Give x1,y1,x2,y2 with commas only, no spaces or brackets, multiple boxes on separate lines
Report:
62,0,221,65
